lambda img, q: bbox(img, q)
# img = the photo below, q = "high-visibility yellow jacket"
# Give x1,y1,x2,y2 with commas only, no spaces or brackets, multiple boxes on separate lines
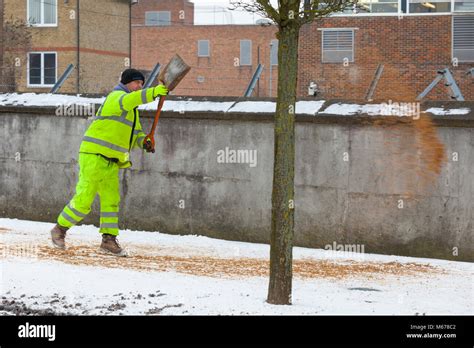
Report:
79,83,156,169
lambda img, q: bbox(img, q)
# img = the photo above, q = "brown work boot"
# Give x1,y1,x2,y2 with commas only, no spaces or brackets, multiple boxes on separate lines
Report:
100,234,128,257
51,224,68,250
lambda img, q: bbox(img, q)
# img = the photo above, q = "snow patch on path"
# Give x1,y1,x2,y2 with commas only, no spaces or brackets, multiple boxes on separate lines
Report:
0,218,472,315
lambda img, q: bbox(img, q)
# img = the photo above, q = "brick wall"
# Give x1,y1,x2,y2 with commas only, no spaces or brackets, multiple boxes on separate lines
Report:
133,5,473,101
4,0,77,93
299,15,474,101
3,0,130,94
131,0,279,97
79,0,130,94
132,24,278,97
132,0,194,27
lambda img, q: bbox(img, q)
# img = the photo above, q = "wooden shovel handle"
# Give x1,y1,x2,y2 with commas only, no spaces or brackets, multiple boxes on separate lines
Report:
144,96,166,153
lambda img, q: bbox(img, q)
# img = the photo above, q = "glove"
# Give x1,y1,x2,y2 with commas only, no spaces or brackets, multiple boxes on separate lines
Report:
143,138,155,153
153,84,168,98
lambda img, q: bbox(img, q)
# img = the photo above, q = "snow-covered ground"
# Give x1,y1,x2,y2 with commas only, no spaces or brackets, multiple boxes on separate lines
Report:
0,218,472,315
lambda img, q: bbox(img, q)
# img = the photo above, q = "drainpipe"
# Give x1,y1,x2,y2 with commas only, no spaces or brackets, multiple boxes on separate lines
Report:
257,45,260,97
76,0,80,94
129,0,132,67
269,41,273,98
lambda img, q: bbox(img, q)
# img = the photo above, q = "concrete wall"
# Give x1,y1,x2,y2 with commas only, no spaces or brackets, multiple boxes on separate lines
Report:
0,101,473,261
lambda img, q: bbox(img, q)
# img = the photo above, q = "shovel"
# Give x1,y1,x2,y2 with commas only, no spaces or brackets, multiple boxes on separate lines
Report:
144,54,191,152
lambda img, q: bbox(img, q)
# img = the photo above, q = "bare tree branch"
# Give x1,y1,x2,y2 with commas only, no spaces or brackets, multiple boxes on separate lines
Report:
230,0,358,27
258,0,281,22
231,0,360,306
299,0,358,25
229,0,280,24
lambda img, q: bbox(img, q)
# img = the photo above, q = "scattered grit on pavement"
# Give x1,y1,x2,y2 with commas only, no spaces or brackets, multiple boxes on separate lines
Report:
0,225,441,280
36,244,441,280
2,220,468,316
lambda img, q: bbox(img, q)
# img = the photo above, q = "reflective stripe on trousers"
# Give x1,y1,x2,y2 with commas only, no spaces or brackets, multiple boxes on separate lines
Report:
57,153,120,236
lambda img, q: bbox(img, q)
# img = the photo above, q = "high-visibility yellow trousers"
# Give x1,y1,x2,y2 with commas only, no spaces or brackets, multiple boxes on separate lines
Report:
57,153,120,236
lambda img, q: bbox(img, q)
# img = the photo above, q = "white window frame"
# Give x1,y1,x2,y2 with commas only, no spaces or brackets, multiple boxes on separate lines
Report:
331,0,471,16
270,39,278,66
453,0,474,12
27,52,57,88
198,40,210,57
320,28,356,64
27,0,58,27
452,15,474,62
350,0,399,14
240,40,252,66
145,11,171,26
407,0,452,14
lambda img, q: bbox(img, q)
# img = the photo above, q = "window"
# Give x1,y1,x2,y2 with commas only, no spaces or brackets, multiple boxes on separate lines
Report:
270,39,278,65
198,40,210,57
28,52,57,86
27,0,57,26
454,0,474,11
145,11,171,26
322,30,354,63
408,0,451,13
453,15,474,62
240,40,252,66
356,0,398,13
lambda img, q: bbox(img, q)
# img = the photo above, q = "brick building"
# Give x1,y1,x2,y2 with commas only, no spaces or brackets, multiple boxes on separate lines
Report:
132,0,279,97
299,4,474,101
0,0,131,94
133,0,473,101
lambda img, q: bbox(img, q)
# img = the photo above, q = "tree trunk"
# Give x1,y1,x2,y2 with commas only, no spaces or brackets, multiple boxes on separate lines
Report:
267,23,300,305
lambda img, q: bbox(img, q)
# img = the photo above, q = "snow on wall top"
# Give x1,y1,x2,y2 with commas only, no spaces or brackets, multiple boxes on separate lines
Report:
425,107,471,115
0,93,105,107
139,99,327,115
0,93,471,117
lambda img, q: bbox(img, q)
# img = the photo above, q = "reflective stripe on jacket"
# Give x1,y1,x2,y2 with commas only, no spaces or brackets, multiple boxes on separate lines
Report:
79,83,154,168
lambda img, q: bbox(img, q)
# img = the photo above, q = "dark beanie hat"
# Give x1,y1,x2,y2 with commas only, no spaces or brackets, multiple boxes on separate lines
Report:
120,68,145,85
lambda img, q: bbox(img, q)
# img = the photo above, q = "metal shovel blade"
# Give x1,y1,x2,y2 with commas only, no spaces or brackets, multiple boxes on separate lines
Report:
158,54,191,92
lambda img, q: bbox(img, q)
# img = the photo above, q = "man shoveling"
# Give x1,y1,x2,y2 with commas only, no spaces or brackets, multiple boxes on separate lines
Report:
50,69,168,257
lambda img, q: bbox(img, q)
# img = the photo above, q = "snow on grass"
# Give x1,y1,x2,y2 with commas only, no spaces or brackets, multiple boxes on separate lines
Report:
2,257,470,315
0,218,472,315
